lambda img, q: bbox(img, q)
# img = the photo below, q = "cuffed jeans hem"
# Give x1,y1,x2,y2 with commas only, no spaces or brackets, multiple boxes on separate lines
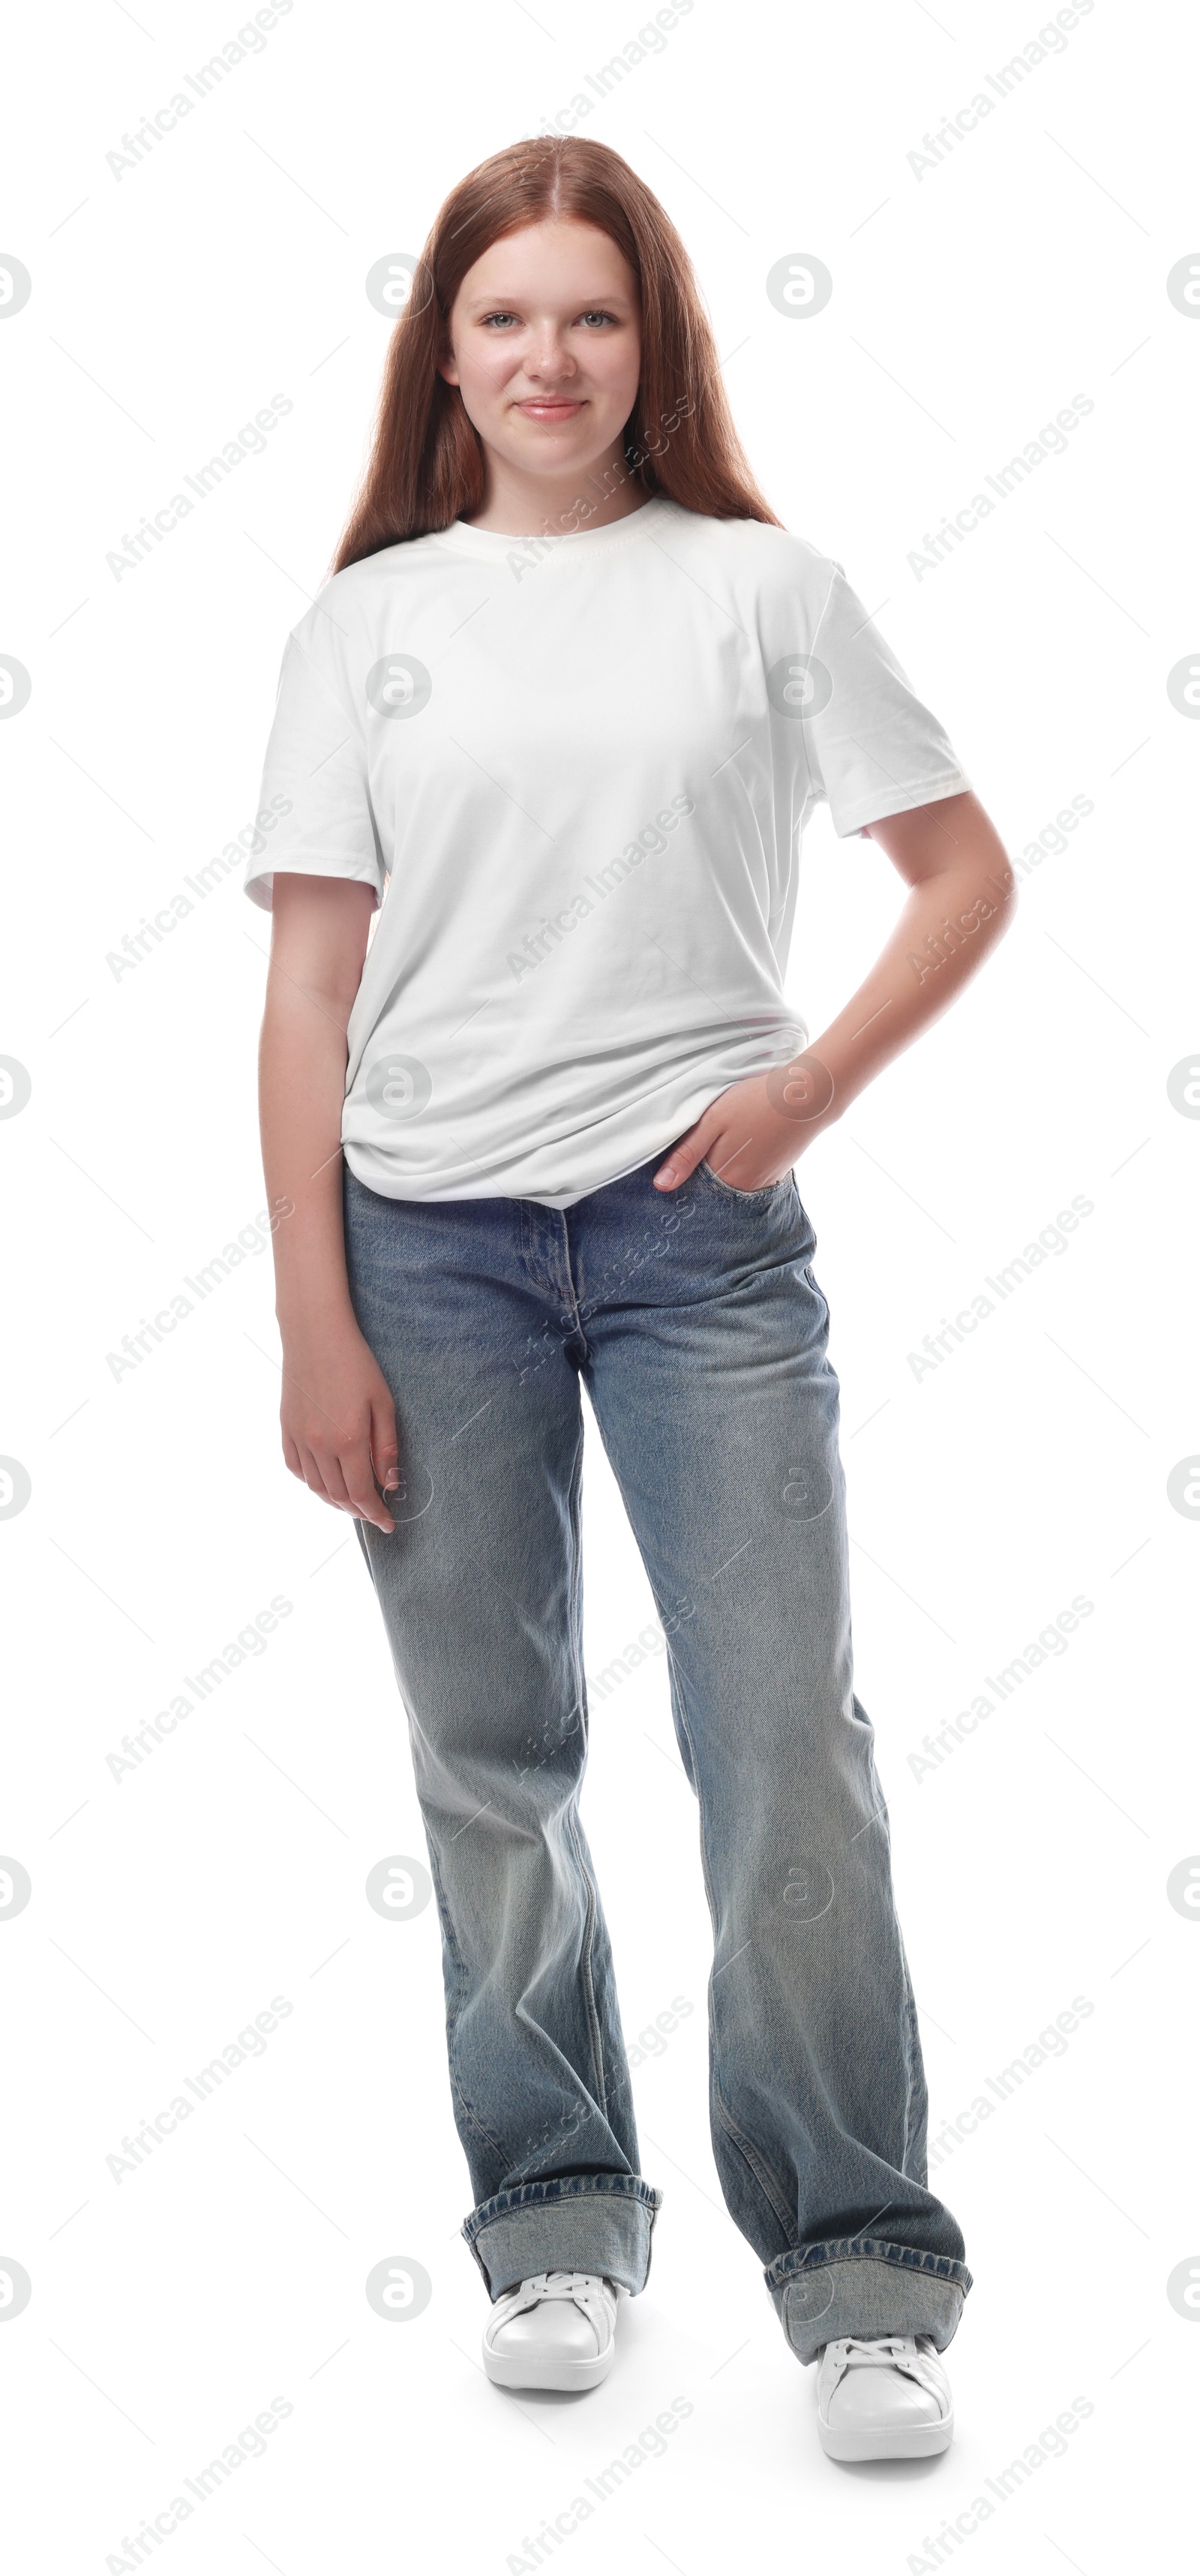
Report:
765,2238,974,2367
464,2176,664,2301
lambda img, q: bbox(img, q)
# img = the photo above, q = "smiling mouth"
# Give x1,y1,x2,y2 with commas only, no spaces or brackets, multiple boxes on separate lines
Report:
515,397,584,415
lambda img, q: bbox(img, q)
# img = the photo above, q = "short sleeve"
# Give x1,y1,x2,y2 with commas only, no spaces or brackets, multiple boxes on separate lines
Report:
803,562,970,839
244,632,384,911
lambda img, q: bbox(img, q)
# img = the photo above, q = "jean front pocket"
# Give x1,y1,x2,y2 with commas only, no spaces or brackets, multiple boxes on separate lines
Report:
699,1156,795,1205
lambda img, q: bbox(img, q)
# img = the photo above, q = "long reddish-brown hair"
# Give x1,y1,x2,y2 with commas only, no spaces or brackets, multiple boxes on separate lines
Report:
331,136,782,572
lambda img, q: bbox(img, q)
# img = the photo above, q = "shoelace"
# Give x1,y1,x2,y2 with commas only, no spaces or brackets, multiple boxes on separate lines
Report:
822,2335,947,2404
488,2269,616,2346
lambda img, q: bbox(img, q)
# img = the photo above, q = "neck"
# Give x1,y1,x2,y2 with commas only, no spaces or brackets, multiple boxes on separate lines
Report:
464,440,652,538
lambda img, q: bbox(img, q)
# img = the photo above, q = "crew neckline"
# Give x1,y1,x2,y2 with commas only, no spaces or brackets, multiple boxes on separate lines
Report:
434,493,674,562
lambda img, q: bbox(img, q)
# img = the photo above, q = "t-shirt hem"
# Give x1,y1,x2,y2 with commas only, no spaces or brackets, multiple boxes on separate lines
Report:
340,1033,808,1207
342,1139,650,1210
831,770,970,839
341,1138,604,1205
243,860,382,911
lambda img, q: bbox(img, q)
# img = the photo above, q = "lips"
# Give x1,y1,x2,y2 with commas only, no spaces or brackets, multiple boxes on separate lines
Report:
515,399,584,418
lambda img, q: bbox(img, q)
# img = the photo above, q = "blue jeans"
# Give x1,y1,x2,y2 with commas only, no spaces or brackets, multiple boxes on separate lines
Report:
344,1154,972,2364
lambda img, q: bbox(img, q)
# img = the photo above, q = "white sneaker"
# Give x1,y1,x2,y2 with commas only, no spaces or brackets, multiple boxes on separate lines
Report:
482,2270,620,2391
815,2334,954,2460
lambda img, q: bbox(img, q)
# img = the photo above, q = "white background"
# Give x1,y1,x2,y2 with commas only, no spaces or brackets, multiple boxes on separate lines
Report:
2,1,1196,2568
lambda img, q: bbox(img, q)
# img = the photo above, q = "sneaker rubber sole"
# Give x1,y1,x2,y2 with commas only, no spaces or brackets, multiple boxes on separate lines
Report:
818,2407,954,2462
482,2341,615,2392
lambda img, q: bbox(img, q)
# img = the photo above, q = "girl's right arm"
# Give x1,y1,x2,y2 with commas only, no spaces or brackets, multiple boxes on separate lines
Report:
259,872,400,1534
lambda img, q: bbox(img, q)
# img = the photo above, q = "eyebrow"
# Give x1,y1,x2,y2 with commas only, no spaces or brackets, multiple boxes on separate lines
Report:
458,288,635,310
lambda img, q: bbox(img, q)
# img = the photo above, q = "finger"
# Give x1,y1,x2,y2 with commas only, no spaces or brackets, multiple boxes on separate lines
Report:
653,1114,716,1190
281,1431,304,1481
370,1394,400,1497
344,1437,396,1534
296,1444,354,1514
311,1446,358,1513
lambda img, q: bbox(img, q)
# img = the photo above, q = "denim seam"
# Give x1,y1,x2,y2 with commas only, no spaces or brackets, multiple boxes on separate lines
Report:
518,1200,557,1303
566,1806,609,2122
423,1838,511,2170
556,1207,591,1348
768,2238,972,2288
662,1670,781,2225
850,1752,918,2182
562,1409,608,2121
465,2172,661,2242
710,2084,796,2241
899,1958,922,2180
665,1651,799,2247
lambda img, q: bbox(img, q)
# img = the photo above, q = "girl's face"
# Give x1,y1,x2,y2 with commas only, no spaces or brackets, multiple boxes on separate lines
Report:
439,219,642,496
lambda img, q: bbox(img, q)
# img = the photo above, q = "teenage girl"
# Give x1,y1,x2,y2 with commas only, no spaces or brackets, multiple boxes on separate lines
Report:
250,136,1012,2463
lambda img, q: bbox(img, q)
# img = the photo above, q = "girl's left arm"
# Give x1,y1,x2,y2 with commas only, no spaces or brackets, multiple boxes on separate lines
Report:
654,789,1016,1192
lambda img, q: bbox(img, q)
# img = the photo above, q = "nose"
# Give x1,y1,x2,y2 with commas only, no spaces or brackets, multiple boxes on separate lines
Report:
523,328,578,383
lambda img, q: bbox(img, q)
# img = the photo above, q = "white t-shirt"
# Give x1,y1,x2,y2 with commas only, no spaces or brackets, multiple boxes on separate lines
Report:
246,495,969,1204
